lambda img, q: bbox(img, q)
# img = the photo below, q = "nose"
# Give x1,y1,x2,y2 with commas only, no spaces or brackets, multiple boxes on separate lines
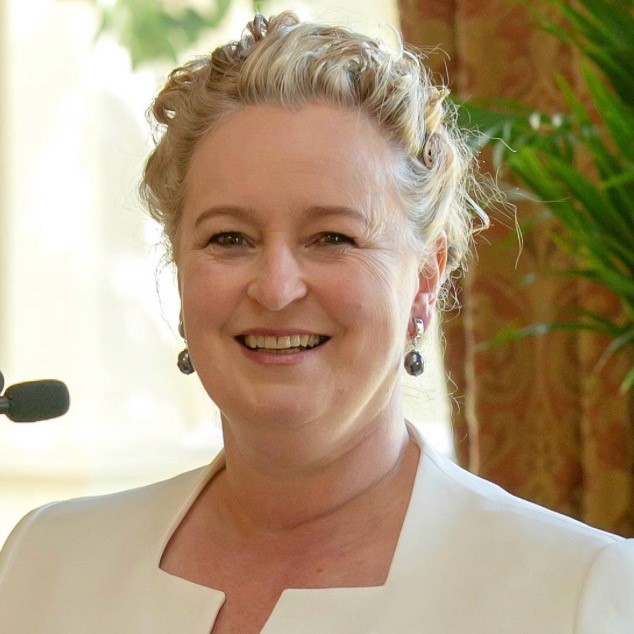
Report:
247,240,308,311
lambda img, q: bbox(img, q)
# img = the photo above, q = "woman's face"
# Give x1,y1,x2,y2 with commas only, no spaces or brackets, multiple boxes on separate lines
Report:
176,104,442,452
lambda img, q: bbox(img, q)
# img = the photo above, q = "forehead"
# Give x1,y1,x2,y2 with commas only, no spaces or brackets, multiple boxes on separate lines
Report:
182,104,401,224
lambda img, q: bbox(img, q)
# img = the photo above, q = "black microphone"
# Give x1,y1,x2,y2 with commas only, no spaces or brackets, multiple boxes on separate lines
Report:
0,378,70,422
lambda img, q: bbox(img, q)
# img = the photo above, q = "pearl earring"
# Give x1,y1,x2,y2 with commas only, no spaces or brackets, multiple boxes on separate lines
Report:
177,320,195,375
404,318,425,376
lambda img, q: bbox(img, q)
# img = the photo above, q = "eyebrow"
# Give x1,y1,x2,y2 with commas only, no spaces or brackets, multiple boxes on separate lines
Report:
307,206,369,225
194,206,254,228
194,205,369,228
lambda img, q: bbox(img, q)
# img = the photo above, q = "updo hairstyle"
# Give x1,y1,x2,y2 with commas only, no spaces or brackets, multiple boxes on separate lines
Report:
141,11,488,297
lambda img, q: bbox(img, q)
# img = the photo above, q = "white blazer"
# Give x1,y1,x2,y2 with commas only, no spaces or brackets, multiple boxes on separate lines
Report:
1,423,633,633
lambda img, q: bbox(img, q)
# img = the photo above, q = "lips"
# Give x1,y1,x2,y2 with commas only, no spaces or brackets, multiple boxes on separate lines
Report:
235,333,330,352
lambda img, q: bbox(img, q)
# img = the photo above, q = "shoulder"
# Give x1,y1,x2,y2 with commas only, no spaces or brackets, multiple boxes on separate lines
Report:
422,441,619,548
0,464,220,632
415,442,634,630
0,463,211,586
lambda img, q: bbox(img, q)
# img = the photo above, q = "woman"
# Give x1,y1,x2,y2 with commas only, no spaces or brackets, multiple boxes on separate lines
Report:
0,12,632,633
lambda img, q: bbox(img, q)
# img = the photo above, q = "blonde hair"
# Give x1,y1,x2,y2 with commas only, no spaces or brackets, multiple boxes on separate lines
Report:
142,11,488,294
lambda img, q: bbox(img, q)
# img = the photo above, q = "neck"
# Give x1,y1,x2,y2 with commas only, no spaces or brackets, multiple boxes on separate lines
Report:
214,403,414,535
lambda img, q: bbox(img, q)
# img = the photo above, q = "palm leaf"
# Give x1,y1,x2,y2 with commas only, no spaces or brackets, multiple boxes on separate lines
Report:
540,0,634,103
583,67,634,162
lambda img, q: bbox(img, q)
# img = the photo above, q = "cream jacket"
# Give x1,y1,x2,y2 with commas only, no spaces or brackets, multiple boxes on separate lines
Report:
1,424,633,633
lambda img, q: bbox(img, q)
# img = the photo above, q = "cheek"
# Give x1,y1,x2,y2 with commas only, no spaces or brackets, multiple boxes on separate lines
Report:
347,253,414,316
180,260,244,331
325,257,412,347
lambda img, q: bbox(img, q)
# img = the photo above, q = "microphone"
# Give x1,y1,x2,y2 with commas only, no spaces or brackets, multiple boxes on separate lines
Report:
0,373,70,422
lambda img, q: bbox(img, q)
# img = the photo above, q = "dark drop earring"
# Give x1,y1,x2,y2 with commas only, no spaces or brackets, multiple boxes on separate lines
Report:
177,320,195,375
404,318,425,377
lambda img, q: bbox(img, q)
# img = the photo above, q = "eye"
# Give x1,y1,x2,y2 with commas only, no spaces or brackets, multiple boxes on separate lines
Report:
208,232,248,247
316,232,356,246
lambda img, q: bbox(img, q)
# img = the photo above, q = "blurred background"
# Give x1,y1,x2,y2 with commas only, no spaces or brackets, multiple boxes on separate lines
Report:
0,0,453,546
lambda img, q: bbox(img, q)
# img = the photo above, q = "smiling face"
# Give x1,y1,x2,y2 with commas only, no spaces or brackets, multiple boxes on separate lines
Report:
176,104,441,458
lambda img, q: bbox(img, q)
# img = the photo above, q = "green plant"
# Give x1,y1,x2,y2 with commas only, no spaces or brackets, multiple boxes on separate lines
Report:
73,0,270,68
460,0,634,392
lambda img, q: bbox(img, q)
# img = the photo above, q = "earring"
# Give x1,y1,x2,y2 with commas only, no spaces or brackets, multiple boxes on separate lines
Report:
177,320,195,375
404,318,425,376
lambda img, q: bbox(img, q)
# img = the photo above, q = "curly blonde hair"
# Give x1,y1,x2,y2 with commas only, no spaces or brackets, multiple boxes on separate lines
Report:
141,11,488,291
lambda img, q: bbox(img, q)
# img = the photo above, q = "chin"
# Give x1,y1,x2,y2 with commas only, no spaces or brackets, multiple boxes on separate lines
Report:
212,387,325,430
248,400,323,430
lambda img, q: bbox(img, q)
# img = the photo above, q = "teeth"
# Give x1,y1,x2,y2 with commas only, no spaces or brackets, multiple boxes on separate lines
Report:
243,334,325,350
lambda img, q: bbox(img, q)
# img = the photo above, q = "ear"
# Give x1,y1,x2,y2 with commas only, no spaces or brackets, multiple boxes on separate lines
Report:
176,269,185,338
411,232,447,330
178,309,185,339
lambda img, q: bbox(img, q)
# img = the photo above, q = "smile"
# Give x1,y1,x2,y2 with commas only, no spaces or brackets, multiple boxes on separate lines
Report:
236,334,330,352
